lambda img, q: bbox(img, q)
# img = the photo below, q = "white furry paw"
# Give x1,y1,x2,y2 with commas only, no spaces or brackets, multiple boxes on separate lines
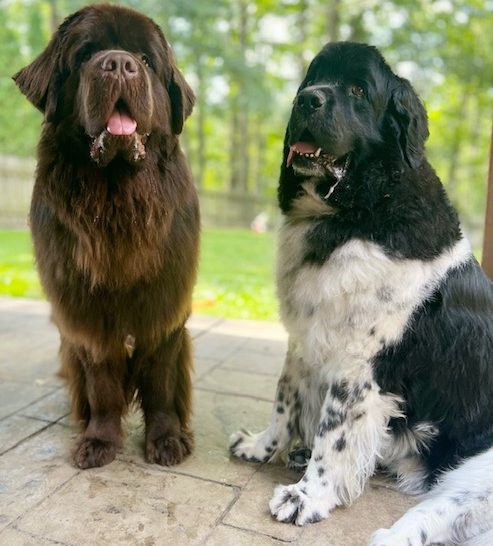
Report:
368,528,428,546
269,483,330,526
229,429,272,463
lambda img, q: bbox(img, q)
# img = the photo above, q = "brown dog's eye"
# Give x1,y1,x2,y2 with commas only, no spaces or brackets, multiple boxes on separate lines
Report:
141,55,152,68
350,85,365,97
77,44,95,64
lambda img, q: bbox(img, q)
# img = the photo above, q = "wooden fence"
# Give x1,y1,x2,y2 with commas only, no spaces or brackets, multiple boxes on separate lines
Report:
0,154,487,247
0,155,280,230
0,155,36,228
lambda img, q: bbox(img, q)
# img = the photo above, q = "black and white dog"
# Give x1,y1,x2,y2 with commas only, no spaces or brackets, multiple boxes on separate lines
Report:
230,42,493,545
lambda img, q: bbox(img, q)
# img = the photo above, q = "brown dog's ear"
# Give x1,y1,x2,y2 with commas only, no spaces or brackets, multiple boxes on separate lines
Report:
12,10,83,121
169,65,195,134
152,22,195,134
13,32,63,120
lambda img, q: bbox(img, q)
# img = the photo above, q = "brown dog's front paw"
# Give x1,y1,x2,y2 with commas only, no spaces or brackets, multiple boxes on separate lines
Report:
146,430,193,466
73,438,117,469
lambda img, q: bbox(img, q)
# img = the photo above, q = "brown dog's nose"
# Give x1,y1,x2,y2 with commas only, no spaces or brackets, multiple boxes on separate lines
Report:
296,88,326,114
100,51,138,79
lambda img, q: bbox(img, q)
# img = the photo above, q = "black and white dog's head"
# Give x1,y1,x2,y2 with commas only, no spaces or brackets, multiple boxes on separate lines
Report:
280,42,430,212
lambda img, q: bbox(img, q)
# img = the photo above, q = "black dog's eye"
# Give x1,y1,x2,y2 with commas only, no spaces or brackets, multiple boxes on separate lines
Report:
350,85,365,98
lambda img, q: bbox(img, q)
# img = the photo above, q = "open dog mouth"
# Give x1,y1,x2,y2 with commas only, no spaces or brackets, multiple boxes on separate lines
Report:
106,100,137,136
287,129,350,175
89,99,149,166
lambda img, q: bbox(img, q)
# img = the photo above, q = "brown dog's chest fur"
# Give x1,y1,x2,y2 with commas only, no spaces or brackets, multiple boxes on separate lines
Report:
31,134,199,359
34,141,185,286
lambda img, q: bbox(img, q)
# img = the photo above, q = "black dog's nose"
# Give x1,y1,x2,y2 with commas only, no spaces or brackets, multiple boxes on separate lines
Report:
101,51,138,79
295,88,326,114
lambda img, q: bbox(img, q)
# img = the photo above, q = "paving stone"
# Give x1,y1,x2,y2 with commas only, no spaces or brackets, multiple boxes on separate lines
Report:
0,423,77,529
0,526,62,545
221,348,285,377
195,368,278,401
193,332,246,361
187,315,223,338
0,415,52,456
0,314,60,385
193,355,221,382
20,387,69,423
0,298,51,315
209,319,286,341
238,336,287,357
0,354,61,386
224,463,303,542
205,524,287,546
121,389,273,487
15,461,237,546
297,479,419,545
0,381,58,420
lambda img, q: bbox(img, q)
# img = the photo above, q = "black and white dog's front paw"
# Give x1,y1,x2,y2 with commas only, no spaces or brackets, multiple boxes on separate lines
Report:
368,528,428,546
229,429,274,463
269,483,332,526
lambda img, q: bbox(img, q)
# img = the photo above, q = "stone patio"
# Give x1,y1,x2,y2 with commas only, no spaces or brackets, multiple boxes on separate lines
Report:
0,297,417,546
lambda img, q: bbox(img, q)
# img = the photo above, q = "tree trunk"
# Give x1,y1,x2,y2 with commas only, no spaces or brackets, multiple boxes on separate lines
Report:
482,122,493,279
327,0,341,42
48,0,60,33
237,0,249,192
229,0,249,193
194,54,206,190
296,0,309,80
252,117,266,195
229,92,241,191
446,91,469,202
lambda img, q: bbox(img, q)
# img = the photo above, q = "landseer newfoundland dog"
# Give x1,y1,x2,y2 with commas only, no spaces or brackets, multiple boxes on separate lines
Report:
230,42,493,545
14,4,199,469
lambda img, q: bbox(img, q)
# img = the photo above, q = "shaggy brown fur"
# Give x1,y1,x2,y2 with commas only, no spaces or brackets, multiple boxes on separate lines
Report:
14,4,199,469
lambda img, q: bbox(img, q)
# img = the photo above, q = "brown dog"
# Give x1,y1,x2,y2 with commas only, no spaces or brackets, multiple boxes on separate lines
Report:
14,4,199,469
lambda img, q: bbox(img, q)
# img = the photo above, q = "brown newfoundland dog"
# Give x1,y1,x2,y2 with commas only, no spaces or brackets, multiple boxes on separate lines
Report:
14,4,199,469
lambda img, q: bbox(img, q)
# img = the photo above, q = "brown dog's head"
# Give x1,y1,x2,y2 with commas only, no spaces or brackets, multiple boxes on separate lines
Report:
14,4,194,166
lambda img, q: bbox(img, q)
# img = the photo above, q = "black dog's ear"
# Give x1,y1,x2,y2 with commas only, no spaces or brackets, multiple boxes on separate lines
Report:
387,77,429,169
169,65,195,134
13,32,62,120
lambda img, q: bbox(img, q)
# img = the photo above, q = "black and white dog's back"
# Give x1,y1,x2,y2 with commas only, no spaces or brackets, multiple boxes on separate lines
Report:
229,42,493,545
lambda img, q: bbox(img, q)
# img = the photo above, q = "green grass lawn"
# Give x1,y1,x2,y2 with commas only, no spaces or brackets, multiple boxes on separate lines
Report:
0,228,279,321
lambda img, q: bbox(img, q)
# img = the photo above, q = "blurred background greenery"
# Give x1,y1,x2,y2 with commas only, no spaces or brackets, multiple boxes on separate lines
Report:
0,0,492,320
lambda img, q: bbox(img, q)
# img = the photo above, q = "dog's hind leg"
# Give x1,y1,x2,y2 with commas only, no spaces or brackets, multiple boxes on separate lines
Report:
229,340,302,463
368,447,493,546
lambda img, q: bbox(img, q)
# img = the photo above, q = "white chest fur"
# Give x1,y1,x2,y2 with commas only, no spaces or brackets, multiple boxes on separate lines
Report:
277,219,471,378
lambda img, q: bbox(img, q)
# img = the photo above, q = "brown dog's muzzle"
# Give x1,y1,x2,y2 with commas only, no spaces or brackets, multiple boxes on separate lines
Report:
79,50,154,166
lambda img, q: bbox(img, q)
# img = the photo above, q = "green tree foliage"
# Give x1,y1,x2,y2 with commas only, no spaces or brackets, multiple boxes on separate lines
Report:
1,0,492,231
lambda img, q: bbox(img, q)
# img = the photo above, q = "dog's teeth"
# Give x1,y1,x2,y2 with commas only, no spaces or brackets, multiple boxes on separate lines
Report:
315,148,322,157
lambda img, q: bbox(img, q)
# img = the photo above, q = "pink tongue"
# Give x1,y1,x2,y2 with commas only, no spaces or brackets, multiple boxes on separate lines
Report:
106,109,137,135
287,141,319,166
292,141,318,154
